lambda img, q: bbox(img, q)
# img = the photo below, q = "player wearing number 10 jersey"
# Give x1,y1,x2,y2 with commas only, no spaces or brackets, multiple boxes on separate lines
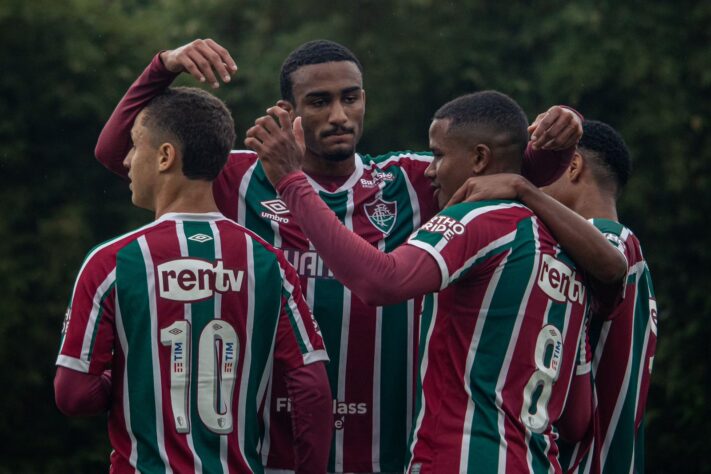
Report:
55,87,330,473
252,91,596,473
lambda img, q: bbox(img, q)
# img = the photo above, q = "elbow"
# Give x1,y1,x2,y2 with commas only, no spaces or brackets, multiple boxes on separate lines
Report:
596,251,628,284
357,284,401,307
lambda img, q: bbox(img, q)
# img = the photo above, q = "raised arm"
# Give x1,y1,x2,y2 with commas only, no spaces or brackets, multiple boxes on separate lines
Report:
522,105,583,187
448,174,627,283
95,39,237,177
244,107,441,305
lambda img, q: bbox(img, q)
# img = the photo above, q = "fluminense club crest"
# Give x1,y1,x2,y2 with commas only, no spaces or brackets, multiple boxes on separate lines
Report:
364,197,397,235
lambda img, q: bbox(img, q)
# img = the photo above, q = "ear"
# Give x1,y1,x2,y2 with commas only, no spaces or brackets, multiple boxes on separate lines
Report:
471,143,492,175
568,152,584,183
362,89,367,108
157,142,178,173
277,100,296,121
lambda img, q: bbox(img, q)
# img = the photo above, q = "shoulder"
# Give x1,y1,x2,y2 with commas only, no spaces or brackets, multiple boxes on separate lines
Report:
363,150,433,168
439,199,532,222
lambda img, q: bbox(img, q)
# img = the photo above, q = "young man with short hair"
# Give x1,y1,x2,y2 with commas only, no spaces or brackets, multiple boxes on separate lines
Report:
55,86,331,474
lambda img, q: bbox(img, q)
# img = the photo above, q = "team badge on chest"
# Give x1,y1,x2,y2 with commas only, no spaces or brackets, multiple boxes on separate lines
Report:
364,197,397,235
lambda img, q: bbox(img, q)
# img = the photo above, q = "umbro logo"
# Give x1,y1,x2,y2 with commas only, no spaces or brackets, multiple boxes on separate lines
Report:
188,233,213,243
261,199,290,215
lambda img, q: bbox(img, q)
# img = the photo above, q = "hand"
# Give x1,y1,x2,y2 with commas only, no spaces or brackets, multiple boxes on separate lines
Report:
159,38,238,89
447,174,526,207
528,106,583,150
245,105,306,187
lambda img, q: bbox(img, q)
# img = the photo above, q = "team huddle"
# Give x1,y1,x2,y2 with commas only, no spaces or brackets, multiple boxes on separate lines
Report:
54,38,657,474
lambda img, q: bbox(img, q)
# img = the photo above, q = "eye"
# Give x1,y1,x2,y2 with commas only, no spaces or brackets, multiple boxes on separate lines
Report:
343,95,358,104
310,98,327,108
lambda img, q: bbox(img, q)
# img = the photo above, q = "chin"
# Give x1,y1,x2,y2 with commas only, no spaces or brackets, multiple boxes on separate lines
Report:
323,148,355,162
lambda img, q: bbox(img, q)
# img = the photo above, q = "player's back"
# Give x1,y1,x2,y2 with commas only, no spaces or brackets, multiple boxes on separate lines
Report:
566,219,657,474
58,212,325,474
406,200,590,474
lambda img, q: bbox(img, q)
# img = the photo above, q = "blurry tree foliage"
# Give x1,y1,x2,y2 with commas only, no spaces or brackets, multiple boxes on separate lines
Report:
0,0,708,471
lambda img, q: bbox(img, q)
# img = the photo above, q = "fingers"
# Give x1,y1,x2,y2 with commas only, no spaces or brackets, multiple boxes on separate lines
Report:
266,106,293,133
293,117,305,154
446,183,469,207
167,38,238,88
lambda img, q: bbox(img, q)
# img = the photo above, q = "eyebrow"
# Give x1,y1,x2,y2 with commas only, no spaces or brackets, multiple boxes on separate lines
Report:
304,86,362,99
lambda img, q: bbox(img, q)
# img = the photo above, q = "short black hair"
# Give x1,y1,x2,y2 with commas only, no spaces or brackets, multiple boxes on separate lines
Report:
577,120,632,195
433,90,529,154
280,40,363,103
141,87,235,181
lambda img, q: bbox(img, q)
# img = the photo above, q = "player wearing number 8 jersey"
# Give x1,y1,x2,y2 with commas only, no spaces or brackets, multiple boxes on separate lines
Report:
54,87,331,473
250,91,604,473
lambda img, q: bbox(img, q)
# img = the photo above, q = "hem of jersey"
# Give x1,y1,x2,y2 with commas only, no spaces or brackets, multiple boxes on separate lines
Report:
405,241,449,290
304,154,365,194
302,349,329,365
56,355,90,372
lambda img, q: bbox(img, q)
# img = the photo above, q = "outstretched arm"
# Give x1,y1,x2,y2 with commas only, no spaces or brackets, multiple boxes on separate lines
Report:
245,107,441,306
448,174,627,284
95,39,237,177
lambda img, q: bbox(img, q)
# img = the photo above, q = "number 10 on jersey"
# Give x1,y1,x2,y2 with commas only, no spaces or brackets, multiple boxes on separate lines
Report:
160,320,239,434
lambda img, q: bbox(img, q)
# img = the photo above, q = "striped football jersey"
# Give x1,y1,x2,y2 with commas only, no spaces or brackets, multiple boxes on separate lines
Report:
559,219,657,474
404,200,590,474
213,150,436,473
56,212,327,474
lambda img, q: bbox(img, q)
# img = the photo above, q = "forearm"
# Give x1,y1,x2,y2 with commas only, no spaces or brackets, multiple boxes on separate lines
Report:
515,177,627,283
285,362,332,474
277,172,440,305
94,52,179,177
54,366,112,416
522,143,575,188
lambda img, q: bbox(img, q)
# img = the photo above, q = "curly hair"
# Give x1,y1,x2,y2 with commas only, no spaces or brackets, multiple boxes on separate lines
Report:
578,120,632,194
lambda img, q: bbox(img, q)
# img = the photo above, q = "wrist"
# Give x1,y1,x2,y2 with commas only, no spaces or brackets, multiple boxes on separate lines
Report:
513,174,535,202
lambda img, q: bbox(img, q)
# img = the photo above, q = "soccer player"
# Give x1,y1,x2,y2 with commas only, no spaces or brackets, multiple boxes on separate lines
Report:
55,87,331,473
446,121,657,473
247,91,602,473
94,38,585,474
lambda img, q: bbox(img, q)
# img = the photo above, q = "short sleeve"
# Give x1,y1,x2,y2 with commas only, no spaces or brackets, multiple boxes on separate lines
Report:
272,254,329,369
56,251,117,375
407,201,528,290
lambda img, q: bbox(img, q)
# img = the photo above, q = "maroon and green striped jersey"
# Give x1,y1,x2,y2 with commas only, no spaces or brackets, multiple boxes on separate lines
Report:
213,150,435,473
56,212,327,474
404,200,590,474
559,219,657,474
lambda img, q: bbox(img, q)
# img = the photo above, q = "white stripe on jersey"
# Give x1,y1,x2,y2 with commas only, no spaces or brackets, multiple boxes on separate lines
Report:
174,221,202,474
78,268,117,366
407,239,450,290
138,236,174,474
260,371,275,465
495,216,542,473
406,298,415,442
114,301,140,473
281,275,316,356
208,221,230,474
448,230,518,285
238,158,260,226
305,155,364,194
458,249,511,472
375,152,434,168
435,202,527,252
407,294,439,474
237,236,256,474
334,188,356,472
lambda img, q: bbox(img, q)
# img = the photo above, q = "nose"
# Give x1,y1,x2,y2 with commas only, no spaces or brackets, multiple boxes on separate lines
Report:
424,159,437,180
123,150,133,170
329,101,348,125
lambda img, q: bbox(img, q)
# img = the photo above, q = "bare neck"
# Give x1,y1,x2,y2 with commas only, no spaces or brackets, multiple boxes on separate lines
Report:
302,149,356,177
153,179,219,219
570,183,619,222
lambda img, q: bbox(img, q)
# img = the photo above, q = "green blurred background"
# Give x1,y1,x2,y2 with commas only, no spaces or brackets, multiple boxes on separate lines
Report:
1,0,709,472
